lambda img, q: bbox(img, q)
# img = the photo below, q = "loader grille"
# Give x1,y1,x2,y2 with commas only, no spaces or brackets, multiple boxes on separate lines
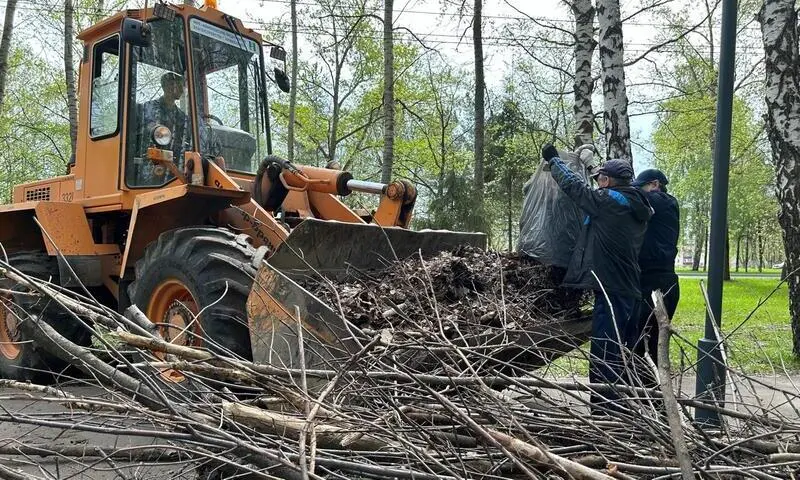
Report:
25,186,51,202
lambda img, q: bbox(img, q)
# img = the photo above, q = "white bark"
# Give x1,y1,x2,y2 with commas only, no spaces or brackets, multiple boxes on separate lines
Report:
288,0,298,163
381,0,394,183
571,0,596,149
596,0,632,164
759,0,800,356
65,0,78,160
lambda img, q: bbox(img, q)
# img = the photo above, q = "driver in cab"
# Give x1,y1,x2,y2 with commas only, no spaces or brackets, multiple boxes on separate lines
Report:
142,71,187,160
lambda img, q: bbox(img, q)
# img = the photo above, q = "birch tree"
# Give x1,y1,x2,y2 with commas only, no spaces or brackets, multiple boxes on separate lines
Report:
0,0,19,112
596,0,632,164
381,0,394,183
759,0,800,356
570,0,595,149
65,0,78,159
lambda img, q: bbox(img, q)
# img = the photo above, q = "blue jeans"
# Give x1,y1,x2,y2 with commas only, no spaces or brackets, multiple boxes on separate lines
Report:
589,292,639,412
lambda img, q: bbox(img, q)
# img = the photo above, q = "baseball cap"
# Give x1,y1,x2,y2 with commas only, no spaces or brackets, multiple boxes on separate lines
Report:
632,168,669,187
591,159,634,180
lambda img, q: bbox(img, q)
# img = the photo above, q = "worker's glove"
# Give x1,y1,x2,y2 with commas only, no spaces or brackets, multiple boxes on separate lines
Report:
540,159,551,172
541,143,559,163
586,164,600,177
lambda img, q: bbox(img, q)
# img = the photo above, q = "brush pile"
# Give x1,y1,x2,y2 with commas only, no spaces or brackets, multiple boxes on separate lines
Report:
1,256,799,480
302,246,587,331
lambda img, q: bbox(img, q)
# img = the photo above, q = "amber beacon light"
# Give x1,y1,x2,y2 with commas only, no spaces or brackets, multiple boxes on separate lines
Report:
204,0,218,8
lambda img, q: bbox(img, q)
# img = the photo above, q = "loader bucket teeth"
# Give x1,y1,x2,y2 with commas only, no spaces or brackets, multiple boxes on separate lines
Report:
246,219,488,372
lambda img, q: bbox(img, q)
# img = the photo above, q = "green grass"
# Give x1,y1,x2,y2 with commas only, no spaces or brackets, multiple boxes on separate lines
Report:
544,277,798,376
673,277,798,373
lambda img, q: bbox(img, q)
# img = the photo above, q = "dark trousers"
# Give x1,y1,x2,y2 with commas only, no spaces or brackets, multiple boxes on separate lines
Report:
589,292,639,411
635,273,680,388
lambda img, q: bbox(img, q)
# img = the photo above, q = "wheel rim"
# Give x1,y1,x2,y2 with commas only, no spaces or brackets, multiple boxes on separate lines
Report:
0,296,21,361
146,279,202,382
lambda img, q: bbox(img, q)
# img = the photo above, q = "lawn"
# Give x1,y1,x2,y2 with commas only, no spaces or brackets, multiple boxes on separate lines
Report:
544,277,797,376
672,277,797,373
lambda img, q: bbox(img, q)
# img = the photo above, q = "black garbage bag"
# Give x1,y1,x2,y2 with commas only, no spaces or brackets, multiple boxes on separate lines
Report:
518,146,594,269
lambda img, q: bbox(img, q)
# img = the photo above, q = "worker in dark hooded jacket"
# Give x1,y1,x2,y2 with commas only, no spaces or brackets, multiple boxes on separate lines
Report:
632,169,680,387
541,144,652,412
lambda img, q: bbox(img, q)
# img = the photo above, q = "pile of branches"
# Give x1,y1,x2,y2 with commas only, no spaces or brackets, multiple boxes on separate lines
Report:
1,256,800,480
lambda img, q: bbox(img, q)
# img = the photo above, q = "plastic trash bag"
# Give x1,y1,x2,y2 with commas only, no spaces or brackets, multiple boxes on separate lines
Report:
518,145,594,269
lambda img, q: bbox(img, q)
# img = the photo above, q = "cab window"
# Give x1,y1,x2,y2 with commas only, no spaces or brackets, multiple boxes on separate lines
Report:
90,36,120,138
125,17,193,188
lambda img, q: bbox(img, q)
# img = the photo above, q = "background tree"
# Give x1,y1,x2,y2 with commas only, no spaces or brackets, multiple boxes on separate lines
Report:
0,0,19,112
65,0,78,160
287,0,298,163
472,0,486,231
381,0,394,183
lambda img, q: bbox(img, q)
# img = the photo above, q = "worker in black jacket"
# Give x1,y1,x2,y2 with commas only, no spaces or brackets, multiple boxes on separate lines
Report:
542,144,652,412
632,169,680,387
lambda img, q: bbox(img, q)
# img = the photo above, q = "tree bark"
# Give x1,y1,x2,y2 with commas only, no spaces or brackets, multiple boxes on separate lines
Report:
703,224,709,271
473,0,485,224
735,234,741,272
381,0,394,183
287,0,298,163
0,0,19,113
759,0,800,356
571,0,596,149
723,230,731,281
758,218,765,272
65,0,78,160
745,232,750,273
596,0,632,164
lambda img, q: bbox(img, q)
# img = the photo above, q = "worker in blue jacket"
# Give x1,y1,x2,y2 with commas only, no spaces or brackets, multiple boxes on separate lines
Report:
542,144,652,412
632,169,680,387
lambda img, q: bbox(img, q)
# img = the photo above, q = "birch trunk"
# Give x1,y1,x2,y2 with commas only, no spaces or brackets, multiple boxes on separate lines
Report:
596,0,632,164
0,0,19,113
473,0,485,221
287,0,298,163
571,0,596,149
65,0,78,160
381,0,394,183
759,0,800,356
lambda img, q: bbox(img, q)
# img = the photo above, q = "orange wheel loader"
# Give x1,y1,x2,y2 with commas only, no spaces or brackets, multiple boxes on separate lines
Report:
0,1,485,382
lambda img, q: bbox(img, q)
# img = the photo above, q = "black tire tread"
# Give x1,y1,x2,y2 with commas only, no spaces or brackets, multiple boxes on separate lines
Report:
0,251,91,382
128,228,257,359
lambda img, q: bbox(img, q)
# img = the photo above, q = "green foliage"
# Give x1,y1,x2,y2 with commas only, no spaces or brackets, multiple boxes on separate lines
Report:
0,47,71,202
652,57,780,266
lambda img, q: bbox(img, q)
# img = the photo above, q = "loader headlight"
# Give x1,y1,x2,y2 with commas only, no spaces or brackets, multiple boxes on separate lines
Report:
152,125,172,147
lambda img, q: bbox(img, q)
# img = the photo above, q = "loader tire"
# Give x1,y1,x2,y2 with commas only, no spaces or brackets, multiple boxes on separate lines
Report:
128,228,256,372
0,252,92,383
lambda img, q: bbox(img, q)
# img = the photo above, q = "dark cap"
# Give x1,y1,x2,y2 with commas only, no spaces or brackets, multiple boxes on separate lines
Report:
632,168,669,187
592,159,634,180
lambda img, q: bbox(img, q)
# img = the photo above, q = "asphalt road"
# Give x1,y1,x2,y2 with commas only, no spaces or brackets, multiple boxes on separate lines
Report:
0,385,197,480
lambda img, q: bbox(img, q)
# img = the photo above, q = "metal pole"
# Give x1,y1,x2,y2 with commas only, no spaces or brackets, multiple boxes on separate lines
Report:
694,0,738,427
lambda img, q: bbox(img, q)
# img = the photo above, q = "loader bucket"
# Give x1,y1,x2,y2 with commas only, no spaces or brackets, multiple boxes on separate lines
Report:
246,219,487,376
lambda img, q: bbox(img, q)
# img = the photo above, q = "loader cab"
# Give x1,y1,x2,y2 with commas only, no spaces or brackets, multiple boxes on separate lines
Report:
75,4,272,197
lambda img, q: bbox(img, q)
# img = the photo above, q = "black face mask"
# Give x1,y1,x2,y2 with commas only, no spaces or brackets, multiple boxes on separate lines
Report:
661,185,669,194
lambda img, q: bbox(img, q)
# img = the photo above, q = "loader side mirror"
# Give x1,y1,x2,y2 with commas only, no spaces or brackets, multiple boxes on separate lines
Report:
121,18,152,48
274,68,290,93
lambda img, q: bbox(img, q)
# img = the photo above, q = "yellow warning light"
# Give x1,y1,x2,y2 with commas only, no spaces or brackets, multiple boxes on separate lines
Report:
204,0,218,8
